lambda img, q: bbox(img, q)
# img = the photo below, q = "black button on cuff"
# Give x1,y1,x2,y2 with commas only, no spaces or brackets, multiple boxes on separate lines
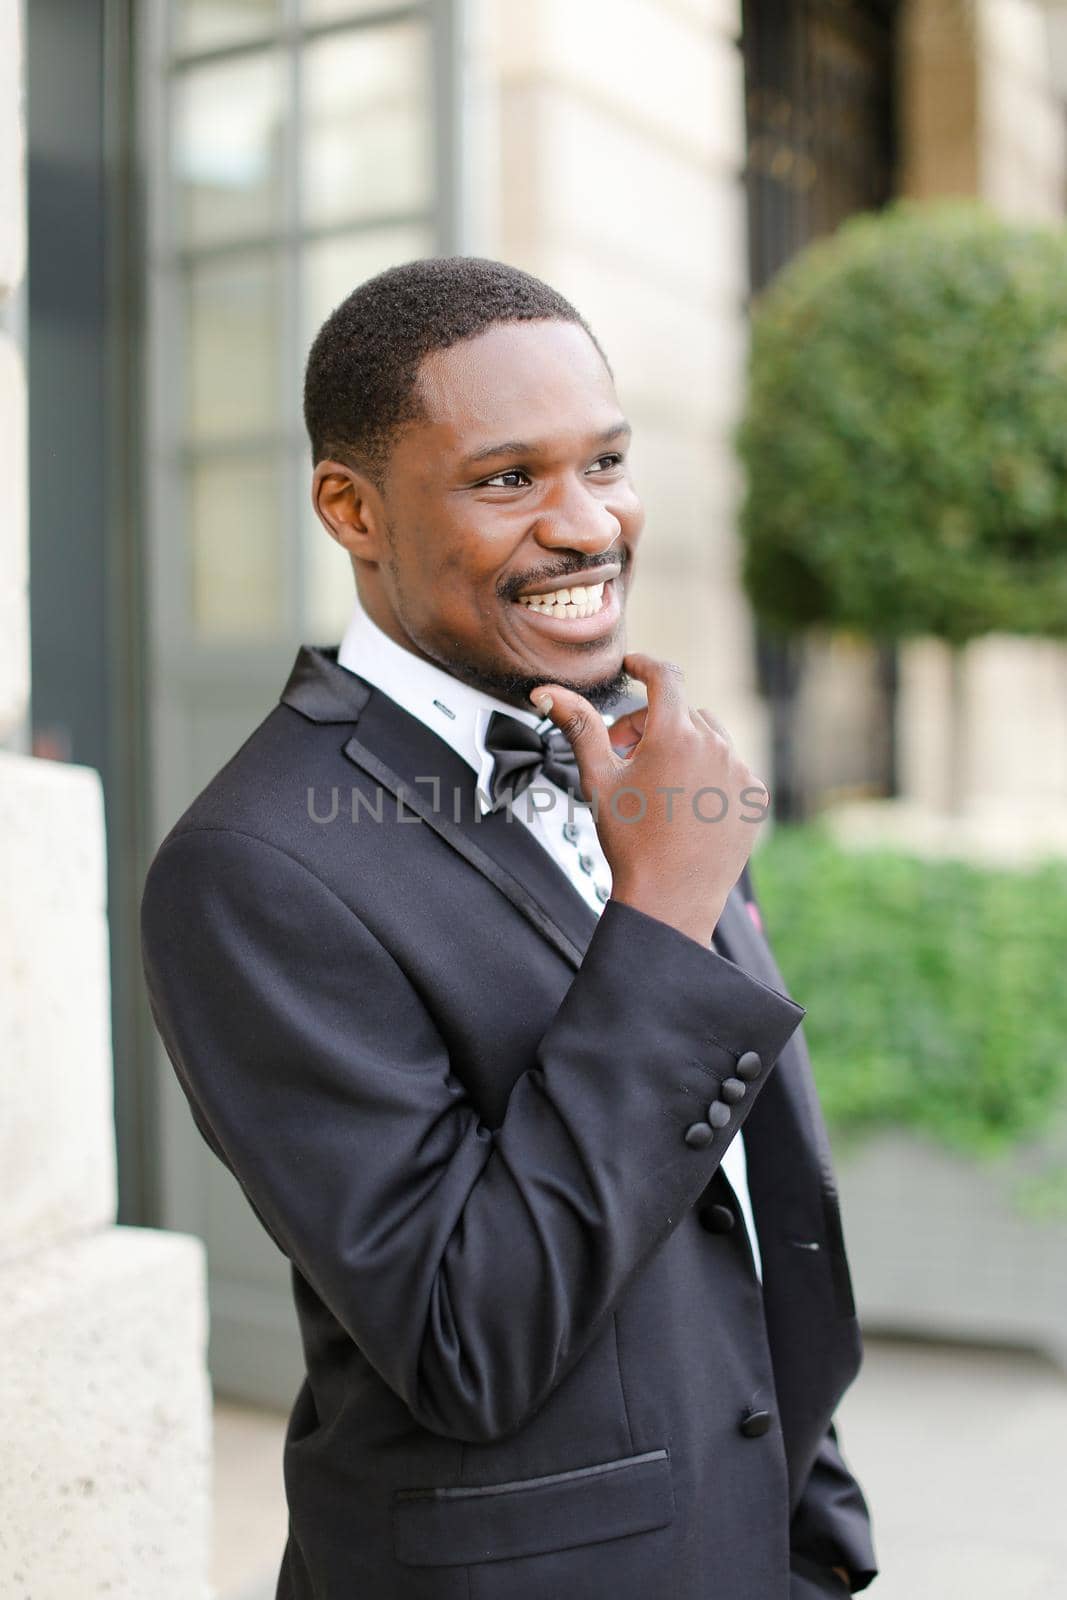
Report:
684,1120,714,1149
706,1101,731,1130
739,1408,773,1438
720,1077,746,1104
736,1050,762,1082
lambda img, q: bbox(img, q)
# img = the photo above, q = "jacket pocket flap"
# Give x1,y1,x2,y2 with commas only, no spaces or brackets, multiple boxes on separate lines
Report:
392,1447,674,1567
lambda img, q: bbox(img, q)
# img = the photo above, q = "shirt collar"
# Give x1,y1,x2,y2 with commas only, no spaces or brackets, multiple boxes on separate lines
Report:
336,590,545,815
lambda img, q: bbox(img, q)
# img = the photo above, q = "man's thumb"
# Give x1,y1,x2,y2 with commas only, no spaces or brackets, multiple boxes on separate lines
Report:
529,684,613,773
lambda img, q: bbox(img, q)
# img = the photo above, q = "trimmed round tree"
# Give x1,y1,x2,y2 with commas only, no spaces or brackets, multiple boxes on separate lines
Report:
737,200,1067,808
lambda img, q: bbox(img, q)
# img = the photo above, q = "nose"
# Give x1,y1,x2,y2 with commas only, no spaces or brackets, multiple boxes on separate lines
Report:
532,475,624,556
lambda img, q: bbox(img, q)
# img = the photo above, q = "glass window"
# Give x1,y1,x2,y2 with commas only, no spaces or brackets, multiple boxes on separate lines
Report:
301,0,403,21
188,456,285,639
300,223,434,639
173,50,287,247
185,252,283,440
154,2,443,660
171,0,282,54
304,511,357,640
302,23,431,228
303,223,433,344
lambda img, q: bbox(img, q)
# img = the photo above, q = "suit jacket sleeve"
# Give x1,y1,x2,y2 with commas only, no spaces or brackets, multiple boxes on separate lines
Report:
141,825,806,1445
790,1423,878,1592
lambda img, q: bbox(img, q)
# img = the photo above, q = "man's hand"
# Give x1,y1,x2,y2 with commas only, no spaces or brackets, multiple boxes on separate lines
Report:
530,651,771,947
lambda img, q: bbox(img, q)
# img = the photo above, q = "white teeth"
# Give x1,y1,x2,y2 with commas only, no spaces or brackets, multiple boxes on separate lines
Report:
517,580,607,617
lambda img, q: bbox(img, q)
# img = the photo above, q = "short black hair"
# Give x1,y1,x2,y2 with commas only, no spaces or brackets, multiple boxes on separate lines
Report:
302,255,612,488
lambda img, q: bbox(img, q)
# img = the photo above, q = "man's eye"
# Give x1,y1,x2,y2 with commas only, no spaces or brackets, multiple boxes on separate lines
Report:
481,454,624,489
482,468,530,488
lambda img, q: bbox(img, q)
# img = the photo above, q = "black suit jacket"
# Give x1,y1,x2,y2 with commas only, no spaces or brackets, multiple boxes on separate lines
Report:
140,643,877,1599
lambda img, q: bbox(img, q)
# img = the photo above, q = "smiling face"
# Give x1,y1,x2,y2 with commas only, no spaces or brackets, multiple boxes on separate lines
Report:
312,318,644,709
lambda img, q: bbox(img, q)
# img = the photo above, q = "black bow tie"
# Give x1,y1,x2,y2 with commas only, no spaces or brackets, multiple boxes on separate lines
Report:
484,711,584,810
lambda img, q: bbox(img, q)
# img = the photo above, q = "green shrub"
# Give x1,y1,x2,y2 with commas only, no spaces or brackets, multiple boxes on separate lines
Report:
737,200,1067,646
751,823,1067,1156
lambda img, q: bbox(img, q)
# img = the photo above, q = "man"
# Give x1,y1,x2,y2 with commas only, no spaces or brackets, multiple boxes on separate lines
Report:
141,257,877,1599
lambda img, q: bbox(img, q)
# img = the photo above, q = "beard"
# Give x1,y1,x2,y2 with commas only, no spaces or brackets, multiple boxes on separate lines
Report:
382,529,633,714
441,656,632,714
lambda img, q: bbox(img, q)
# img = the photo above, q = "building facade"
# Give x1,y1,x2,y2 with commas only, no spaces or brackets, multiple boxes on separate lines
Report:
14,0,1067,1412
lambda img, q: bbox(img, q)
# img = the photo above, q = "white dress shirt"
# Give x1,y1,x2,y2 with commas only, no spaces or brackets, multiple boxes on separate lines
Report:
336,591,762,1280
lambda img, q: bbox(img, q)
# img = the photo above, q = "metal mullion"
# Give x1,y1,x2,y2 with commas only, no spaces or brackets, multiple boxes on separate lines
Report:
170,233,292,269
168,14,291,74
154,637,310,683
292,2,423,38
169,3,423,73
283,0,306,640
142,0,192,664
175,431,298,464
428,0,464,255
169,209,435,269
169,36,284,73
139,0,207,1242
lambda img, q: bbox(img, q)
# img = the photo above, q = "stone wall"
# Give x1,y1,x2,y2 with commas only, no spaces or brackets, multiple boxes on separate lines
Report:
0,3,213,1593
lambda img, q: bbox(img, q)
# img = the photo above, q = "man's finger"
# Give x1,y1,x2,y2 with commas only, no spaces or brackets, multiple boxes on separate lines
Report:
622,652,689,735
692,707,733,746
528,683,614,777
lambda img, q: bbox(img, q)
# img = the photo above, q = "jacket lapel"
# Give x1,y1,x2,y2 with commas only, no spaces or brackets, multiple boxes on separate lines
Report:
281,643,812,1063
281,644,599,968
281,645,847,1290
345,690,602,968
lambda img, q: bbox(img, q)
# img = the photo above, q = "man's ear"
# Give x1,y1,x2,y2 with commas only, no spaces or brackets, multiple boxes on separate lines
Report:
311,459,388,564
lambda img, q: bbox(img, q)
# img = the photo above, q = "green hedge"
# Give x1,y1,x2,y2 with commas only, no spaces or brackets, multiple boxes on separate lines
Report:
750,823,1067,1157
737,200,1067,646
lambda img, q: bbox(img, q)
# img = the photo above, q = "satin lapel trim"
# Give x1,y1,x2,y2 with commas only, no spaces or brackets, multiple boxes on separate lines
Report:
280,645,595,966
281,649,814,1006
338,688,600,971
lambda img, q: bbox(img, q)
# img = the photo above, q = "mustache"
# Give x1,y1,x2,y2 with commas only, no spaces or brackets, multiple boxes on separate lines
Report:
502,549,626,601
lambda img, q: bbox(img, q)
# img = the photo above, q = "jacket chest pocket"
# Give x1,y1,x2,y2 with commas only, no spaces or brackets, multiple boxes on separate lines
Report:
391,1446,674,1568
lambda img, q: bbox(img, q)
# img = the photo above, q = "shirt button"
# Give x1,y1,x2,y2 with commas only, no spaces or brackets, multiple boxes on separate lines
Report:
595,883,610,904
684,1121,714,1149
562,822,581,844
578,853,596,874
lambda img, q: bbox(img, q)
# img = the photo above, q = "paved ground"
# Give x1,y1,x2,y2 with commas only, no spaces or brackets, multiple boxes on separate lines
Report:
836,1339,1067,1599
213,1338,1067,1600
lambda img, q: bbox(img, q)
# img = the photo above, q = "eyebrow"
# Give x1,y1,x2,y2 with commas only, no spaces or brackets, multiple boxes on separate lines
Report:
460,419,632,469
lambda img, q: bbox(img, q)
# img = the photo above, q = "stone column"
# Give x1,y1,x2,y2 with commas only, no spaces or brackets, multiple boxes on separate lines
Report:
0,5,212,1593
885,0,1067,859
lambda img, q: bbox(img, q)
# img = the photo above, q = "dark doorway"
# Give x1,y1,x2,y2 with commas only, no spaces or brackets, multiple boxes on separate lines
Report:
741,0,900,821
